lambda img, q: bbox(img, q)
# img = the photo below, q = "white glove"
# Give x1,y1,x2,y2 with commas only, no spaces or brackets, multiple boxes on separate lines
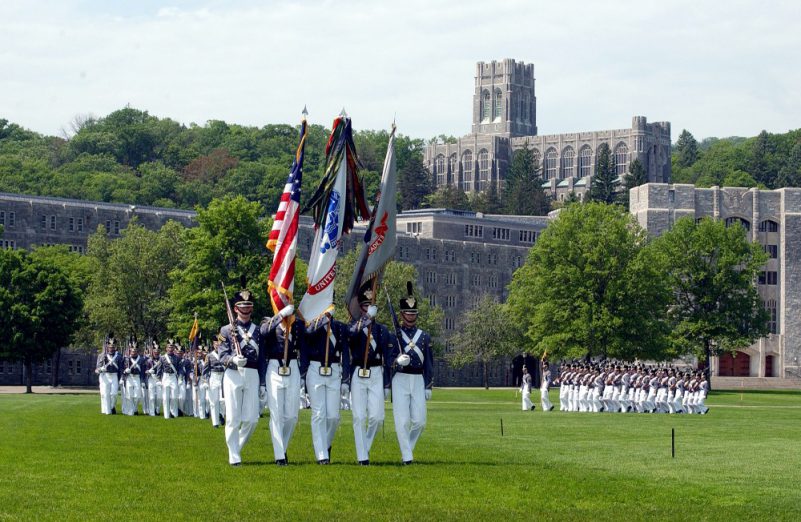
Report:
367,305,378,318
146,369,154,375
279,305,295,319
233,355,247,368
300,385,306,397
95,368,101,374
384,388,390,400
259,386,267,402
425,389,432,401
396,354,411,367
340,383,349,396
124,369,131,375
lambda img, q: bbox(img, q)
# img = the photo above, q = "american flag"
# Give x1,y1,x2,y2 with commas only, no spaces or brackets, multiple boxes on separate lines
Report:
267,119,306,314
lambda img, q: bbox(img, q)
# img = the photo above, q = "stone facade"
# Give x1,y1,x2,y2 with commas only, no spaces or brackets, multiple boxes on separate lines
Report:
1,193,548,387
631,183,801,379
424,59,672,200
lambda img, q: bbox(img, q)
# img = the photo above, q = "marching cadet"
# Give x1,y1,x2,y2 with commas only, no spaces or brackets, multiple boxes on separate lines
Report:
158,340,183,419
122,343,146,415
95,337,122,415
389,283,433,465
145,343,161,416
206,335,227,428
346,285,392,466
540,360,554,411
261,303,301,465
194,347,209,420
521,366,533,411
300,310,350,464
178,347,194,417
219,283,268,466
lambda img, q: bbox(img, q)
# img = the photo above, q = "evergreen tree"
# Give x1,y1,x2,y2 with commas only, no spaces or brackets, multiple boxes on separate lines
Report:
503,144,550,215
675,129,699,168
470,181,503,214
748,130,777,188
424,185,470,210
589,143,619,205
398,156,433,210
621,158,648,209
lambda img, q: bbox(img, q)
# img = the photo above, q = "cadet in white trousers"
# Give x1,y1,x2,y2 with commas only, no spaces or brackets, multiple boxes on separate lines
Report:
521,367,534,411
219,285,268,466
206,337,226,427
158,342,183,419
388,284,433,465
95,339,122,415
346,287,391,465
301,312,350,464
262,306,301,465
122,345,146,415
540,360,554,411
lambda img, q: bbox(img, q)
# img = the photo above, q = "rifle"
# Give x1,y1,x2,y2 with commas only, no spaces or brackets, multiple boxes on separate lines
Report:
221,282,244,357
359,275,380,379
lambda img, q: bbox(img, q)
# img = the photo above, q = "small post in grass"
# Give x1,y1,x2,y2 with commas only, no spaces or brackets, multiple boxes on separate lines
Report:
500,418,504,436
671,428,675,458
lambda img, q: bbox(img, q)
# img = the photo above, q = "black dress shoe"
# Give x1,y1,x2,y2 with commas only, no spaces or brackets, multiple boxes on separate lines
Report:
328,446,332,460
402,460,413,465
276,459,288,466
318,459,330,465
358,459,369,466
549,406,554,411
230,462,241,467
111,408,117,415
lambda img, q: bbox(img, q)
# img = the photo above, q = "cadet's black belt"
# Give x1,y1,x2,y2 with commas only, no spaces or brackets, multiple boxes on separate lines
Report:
355,361,383,369
309,356,340,364
396,367,423,375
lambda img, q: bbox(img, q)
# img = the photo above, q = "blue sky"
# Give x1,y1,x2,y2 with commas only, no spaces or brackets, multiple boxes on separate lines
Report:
2,0,800,142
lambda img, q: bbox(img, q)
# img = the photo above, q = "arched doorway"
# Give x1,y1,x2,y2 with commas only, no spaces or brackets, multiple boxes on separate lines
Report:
718,351,751,377
511,353,540,388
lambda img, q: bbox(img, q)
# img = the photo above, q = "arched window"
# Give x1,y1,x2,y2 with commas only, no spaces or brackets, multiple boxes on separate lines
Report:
579,146,592,178
544,148,558,180
532,149,541,169
478,149,490,190
462,150,473,192
494,89,503,120
448,154,458,186
614,143,629,175
482,91,491,121
560,146,575,179
759,220,779,233
434,154,446,187
725,217,751,232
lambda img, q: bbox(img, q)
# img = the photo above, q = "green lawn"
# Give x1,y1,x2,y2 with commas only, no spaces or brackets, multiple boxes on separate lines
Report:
1,389,800,521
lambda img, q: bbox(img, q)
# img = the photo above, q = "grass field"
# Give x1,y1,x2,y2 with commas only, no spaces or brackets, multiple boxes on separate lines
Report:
1,388,800,521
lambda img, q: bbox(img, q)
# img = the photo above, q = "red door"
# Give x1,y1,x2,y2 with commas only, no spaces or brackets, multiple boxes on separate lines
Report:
718,351,751,377
765,355,774,377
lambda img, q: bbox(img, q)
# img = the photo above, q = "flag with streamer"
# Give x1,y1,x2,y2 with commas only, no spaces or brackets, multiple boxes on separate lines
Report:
188,315,200,351
299,114,369,322
345,125,398,319
267,118,307,314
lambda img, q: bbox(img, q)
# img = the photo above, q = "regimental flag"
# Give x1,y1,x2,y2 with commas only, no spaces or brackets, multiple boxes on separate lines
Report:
188,315,200,351
267,119,307,314
345,125,398,319
299,115,369,323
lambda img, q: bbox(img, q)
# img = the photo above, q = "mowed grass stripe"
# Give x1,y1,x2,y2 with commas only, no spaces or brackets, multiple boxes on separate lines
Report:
0,389,799,521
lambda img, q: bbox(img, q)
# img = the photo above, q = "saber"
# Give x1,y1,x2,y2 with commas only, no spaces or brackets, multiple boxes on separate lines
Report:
221,282,243,357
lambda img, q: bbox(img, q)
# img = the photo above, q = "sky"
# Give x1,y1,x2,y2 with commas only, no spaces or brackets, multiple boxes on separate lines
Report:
2,0,800,142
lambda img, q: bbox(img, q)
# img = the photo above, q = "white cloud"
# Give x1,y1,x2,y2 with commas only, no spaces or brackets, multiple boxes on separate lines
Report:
1,0,800,141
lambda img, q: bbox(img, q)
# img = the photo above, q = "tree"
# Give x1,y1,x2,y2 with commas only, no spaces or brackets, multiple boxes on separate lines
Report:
424,185,470,210
167,196,273,340
0,249,83,393
448,295,519,388
675,129,699,168
503,145,549,215
650,217,769,383
747,130,778,188
398,156,433,210
621,158,648,210
333,249,443,351
588,143,620,205
470,181,502,214
506,202,671,362
84,220,186,347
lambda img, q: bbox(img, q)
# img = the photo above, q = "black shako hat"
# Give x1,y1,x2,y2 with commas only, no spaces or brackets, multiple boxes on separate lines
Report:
232,275,253,307
358,280,375,306
399,281,418,313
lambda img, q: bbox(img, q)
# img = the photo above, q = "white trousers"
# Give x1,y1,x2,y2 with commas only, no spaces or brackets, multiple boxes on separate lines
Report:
351,366,385,462
161,374,180,419
541,386,553,411
208,372,224,426
195,383,208,419
147,379,161,416
559,385,568,411
224,367,260,465
307,361,342,461
98,372,118,414
123,376,142,415
267,359,300,461
392,372,426,462
522,384,533,410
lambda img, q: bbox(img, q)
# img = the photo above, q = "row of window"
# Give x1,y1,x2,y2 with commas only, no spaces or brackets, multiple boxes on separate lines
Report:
0,210,16,227
433,143,630,186
425,272,501,288
758,271,778,285
2,240,15,249
37,215,121,234
0,360,84,375
765,299,777,334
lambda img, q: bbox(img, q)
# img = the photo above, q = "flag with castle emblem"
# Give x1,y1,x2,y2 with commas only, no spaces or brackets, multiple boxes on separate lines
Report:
299,113,369,323
345,124,398,319
267,117,307,314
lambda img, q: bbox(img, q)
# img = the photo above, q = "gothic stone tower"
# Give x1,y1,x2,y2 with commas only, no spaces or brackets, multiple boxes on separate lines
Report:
471,59,537,138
